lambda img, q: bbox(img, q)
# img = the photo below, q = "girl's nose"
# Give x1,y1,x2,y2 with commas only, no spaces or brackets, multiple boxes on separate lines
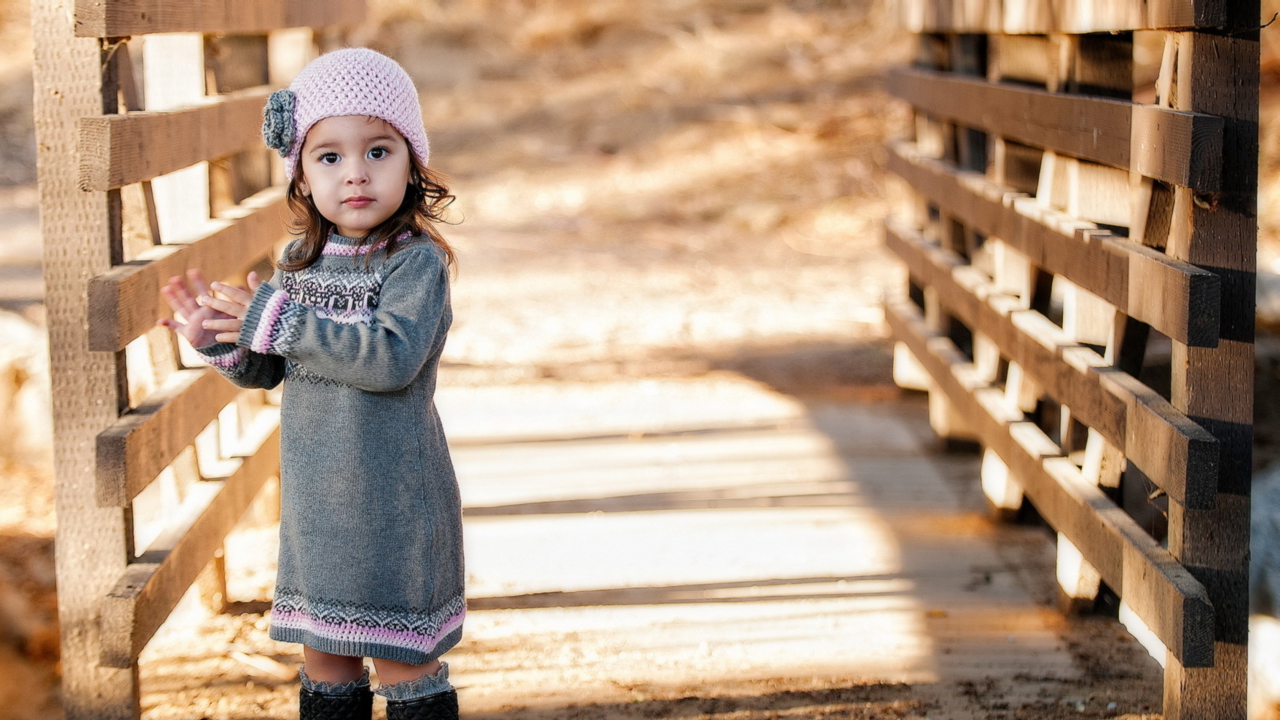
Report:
345,162,369,184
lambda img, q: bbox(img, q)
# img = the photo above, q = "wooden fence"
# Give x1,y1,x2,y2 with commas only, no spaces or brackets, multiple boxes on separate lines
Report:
32,1,365,717
885,1,1257,717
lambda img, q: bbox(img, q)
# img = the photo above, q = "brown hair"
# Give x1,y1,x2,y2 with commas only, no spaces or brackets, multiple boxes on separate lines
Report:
280,151,457,273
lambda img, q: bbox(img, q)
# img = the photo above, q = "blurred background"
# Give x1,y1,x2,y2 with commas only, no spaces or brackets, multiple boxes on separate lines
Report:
1,0,1279,716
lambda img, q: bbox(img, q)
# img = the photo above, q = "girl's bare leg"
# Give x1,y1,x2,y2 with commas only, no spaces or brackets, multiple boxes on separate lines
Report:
303,645,365,684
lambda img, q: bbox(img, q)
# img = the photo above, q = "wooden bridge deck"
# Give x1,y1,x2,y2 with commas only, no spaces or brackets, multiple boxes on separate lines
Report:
138,375,1163,719
444,376,1162,718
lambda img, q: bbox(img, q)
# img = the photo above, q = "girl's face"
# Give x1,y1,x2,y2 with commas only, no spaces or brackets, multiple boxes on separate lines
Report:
296,115,412,239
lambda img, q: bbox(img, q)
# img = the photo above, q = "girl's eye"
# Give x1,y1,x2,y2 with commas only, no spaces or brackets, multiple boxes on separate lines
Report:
319,152,340,165
368,146,389,160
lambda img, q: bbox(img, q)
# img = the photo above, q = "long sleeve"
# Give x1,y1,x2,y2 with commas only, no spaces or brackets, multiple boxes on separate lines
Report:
235,243,450,393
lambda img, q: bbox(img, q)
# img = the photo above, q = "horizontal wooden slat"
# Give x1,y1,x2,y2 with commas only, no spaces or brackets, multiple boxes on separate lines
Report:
887,141,1221,346
78,86,272,191
100,416,280,668
889,67,1223,192
897,0,1224,33
885,298,1214,667
88,185,288,352
74,0,365,37
96,368,241,506
885,218,1219,508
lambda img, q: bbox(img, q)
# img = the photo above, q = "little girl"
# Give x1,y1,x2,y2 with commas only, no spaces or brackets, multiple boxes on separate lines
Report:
156,48,463,720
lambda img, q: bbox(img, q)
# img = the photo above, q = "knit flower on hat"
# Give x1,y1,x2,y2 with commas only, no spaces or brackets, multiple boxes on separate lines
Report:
262,89,296,157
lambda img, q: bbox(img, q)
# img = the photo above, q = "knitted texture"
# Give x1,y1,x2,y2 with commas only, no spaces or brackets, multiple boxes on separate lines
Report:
198,236,463,666
376,663,453,701
300,667,371,695
195,343,284,389
266,48,430,178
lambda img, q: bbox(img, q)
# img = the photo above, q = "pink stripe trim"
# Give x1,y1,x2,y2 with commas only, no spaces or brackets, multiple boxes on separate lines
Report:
323,239,389,256
250,290,290,353
272,609,465,653
321,231,412,256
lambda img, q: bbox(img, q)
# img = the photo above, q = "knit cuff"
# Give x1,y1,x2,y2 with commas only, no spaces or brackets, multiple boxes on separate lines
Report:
194,342,248,371
300,667,371,695
238,283,304,355
375,662,452,700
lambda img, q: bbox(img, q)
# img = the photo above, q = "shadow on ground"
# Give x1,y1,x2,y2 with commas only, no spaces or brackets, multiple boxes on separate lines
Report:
463,683,927,720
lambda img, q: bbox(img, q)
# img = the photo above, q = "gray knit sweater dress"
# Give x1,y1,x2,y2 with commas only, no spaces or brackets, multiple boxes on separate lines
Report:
195,233,464,665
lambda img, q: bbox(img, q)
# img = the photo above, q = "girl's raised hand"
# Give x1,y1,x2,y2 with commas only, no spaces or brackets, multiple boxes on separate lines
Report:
198,274,261,343
156,269,262,347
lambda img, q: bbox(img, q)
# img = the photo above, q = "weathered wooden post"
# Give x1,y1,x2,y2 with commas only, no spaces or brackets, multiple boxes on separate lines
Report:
1162,19,1258,717
32,4,140,716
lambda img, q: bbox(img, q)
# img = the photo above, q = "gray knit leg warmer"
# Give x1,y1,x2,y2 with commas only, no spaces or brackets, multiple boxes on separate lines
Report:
376,662,457,720
299,667,373,720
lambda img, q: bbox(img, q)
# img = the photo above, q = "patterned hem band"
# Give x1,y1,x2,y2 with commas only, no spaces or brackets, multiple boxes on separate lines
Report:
271,592,467,658
250,289,291,353
273,608,465,656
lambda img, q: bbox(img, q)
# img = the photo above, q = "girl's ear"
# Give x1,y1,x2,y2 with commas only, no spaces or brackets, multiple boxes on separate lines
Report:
297,174,311,197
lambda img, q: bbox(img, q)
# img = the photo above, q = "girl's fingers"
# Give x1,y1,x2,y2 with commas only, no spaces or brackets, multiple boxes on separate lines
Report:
214,331,240,343
247,271,262,292
187,268,212,298
161,279,199,318
197,293,246,318
210,280,254,306
159,284,182,313
201,318,241,332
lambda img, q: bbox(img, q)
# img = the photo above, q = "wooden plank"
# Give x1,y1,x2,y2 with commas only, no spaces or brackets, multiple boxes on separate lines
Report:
96,369,242,507
78,85,272,191
1057,532,1103,613
1161,29,1258,720
981,447,1025,519
887,141,1220,346
1039,154,1131,228
988,34,1049,86
884,298,1214,667
1066,33,1133,100
33,0,139,716
890,67,1223,191
108,41,166,257
899,0,1224,32
101,419,280,668
87,185,288,352
74,0,365,37
884,219,1219,509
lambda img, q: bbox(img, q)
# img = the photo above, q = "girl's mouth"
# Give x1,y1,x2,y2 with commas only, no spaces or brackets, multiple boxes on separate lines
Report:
344,196,374,208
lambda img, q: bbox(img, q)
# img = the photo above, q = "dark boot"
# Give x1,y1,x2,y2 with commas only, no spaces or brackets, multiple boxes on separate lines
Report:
299,668,373,720
385,689,458,720
300,685,374,720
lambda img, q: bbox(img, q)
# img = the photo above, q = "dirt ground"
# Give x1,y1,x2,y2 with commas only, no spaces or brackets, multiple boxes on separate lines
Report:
0,0,1277,718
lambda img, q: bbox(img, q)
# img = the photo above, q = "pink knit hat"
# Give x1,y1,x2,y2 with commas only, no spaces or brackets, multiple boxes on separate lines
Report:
262,48,429,178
